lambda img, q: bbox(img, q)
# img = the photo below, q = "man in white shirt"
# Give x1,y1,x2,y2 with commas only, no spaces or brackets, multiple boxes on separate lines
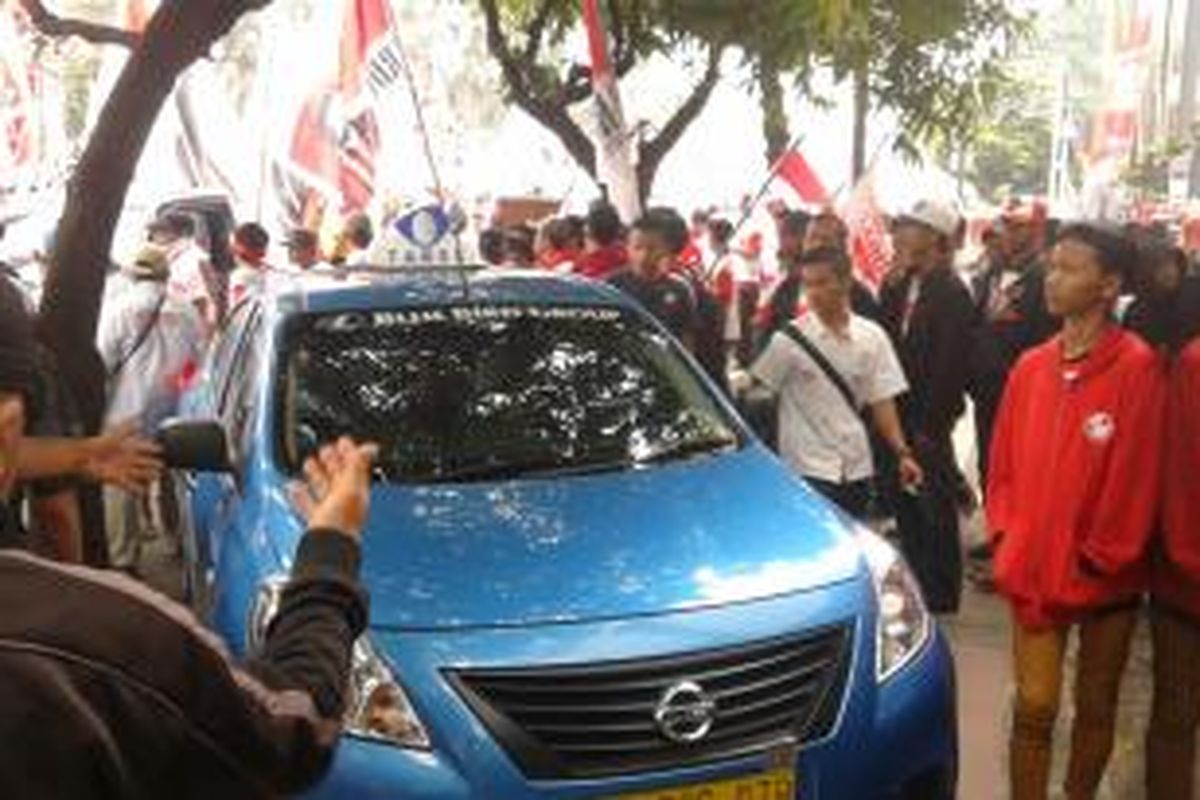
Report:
745,247,922,518
98,246,205,573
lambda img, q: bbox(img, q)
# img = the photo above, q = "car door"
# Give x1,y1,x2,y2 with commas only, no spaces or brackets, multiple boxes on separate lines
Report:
179,302,262,615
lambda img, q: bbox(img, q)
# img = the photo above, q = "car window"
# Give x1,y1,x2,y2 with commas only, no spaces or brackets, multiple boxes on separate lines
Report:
279,304,741,483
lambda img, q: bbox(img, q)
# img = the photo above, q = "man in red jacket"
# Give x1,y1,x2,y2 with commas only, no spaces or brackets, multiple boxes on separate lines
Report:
1145,281,1200,800
986,222,1166,800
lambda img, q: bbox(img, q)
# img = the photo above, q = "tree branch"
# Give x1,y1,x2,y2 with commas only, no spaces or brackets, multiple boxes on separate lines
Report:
637,45,723,195
610,0,642,77
18,0,139,48
522,0,557,65
480,0,596,174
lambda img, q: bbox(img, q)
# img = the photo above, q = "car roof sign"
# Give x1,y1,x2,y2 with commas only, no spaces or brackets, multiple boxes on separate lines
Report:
373,205,461,267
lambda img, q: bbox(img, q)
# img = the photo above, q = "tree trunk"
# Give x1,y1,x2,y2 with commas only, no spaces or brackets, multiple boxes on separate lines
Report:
851,62,869,182
37,0,270,433
757,56,790,167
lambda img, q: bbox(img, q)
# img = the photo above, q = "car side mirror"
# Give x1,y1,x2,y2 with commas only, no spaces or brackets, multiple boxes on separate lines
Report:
158,419,231,473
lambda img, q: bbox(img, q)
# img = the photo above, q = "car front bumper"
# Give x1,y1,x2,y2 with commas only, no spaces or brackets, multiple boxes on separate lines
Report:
299,582,956,800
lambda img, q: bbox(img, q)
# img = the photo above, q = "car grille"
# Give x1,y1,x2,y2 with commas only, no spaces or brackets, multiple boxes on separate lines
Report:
447,624,852,780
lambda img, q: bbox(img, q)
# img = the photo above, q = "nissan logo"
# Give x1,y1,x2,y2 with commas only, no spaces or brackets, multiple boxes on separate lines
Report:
654,681,717,744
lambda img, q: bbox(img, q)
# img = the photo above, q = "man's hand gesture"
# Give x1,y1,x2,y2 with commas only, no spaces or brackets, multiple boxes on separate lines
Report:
84,423,164,491
292,438,378,539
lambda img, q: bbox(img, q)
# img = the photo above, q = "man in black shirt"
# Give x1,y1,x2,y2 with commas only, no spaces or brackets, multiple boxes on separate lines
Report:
609,209,698,350
879,199,978,614
969,205,1056,487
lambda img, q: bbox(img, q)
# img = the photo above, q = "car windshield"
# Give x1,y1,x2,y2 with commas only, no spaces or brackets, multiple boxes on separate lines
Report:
279,304,741,483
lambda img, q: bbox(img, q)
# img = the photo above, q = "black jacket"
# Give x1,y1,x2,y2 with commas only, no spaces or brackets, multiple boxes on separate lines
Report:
880,266,977,440
0,527,368,799
970,259,1057,388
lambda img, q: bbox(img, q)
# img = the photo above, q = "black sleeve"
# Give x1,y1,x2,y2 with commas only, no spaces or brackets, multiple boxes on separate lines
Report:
249,529,368,716
212,528,369,794
923,279,977,437
679,279,700,341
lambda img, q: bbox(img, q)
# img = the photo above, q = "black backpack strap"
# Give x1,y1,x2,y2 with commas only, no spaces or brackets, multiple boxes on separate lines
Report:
109,290,167,380
780,323,861,417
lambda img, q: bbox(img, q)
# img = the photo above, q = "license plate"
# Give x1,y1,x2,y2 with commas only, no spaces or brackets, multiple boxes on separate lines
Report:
611,768,796,800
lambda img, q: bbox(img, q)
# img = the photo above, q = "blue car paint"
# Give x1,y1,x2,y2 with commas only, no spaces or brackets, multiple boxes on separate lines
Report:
295,587,954,799
177,270,957,798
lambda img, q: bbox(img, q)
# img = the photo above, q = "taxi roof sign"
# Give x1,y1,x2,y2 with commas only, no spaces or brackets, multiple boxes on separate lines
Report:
371,205,464,267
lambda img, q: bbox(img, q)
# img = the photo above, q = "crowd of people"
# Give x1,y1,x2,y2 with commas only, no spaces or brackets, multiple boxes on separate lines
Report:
3,188,1200,797
484,195,1200,800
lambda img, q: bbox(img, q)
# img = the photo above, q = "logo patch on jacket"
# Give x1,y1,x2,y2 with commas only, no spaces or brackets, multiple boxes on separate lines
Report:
1083,412,1115,444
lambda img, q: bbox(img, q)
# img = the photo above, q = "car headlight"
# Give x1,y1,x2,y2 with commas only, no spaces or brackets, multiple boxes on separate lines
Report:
853,527,931,682
248,576,431,749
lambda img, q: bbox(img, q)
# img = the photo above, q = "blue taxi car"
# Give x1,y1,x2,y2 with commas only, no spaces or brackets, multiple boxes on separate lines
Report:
166,268,956,799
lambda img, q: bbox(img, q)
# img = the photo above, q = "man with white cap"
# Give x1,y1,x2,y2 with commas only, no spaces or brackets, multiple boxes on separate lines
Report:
879,198,978,614
97,245,205,575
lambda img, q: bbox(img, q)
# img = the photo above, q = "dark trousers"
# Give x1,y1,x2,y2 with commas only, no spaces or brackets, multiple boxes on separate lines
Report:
972,376,1005,493
807,477,872,520
1147,602,1200,800
895,435,963,614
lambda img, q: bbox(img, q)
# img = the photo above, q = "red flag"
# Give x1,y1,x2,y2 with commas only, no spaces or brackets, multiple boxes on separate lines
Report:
841,171,892,290
775,149,829,205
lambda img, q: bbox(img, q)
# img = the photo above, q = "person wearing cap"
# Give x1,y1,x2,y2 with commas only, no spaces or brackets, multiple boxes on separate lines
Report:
0,306,379,796
985,222,1165,800
878,198,977,614
98,245,205,575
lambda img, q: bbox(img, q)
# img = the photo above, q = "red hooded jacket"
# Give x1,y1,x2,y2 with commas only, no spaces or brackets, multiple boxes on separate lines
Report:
1153,338,1200,620
986,327,1166,629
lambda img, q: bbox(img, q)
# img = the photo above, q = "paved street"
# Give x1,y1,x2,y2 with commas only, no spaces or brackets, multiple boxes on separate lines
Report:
948,552,1164,800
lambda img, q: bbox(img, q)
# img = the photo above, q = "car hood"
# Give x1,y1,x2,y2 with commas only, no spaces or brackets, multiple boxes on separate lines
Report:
352,447,864,630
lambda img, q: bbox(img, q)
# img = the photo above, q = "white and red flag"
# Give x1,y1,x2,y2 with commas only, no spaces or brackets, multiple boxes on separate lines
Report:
773,148,829,206
840,169,892,290
0,5,35,180
276,0,405,226
581,0,640,222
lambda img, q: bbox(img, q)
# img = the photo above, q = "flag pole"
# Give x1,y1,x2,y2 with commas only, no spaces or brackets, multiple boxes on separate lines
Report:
392,23,446,204
726,131,808,248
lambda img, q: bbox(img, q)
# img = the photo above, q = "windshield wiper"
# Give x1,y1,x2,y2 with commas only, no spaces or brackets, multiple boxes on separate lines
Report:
634,433,740,466
420,453,633,484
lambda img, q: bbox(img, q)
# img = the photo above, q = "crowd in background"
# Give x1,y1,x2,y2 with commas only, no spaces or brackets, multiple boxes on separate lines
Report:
4,190,1200,798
